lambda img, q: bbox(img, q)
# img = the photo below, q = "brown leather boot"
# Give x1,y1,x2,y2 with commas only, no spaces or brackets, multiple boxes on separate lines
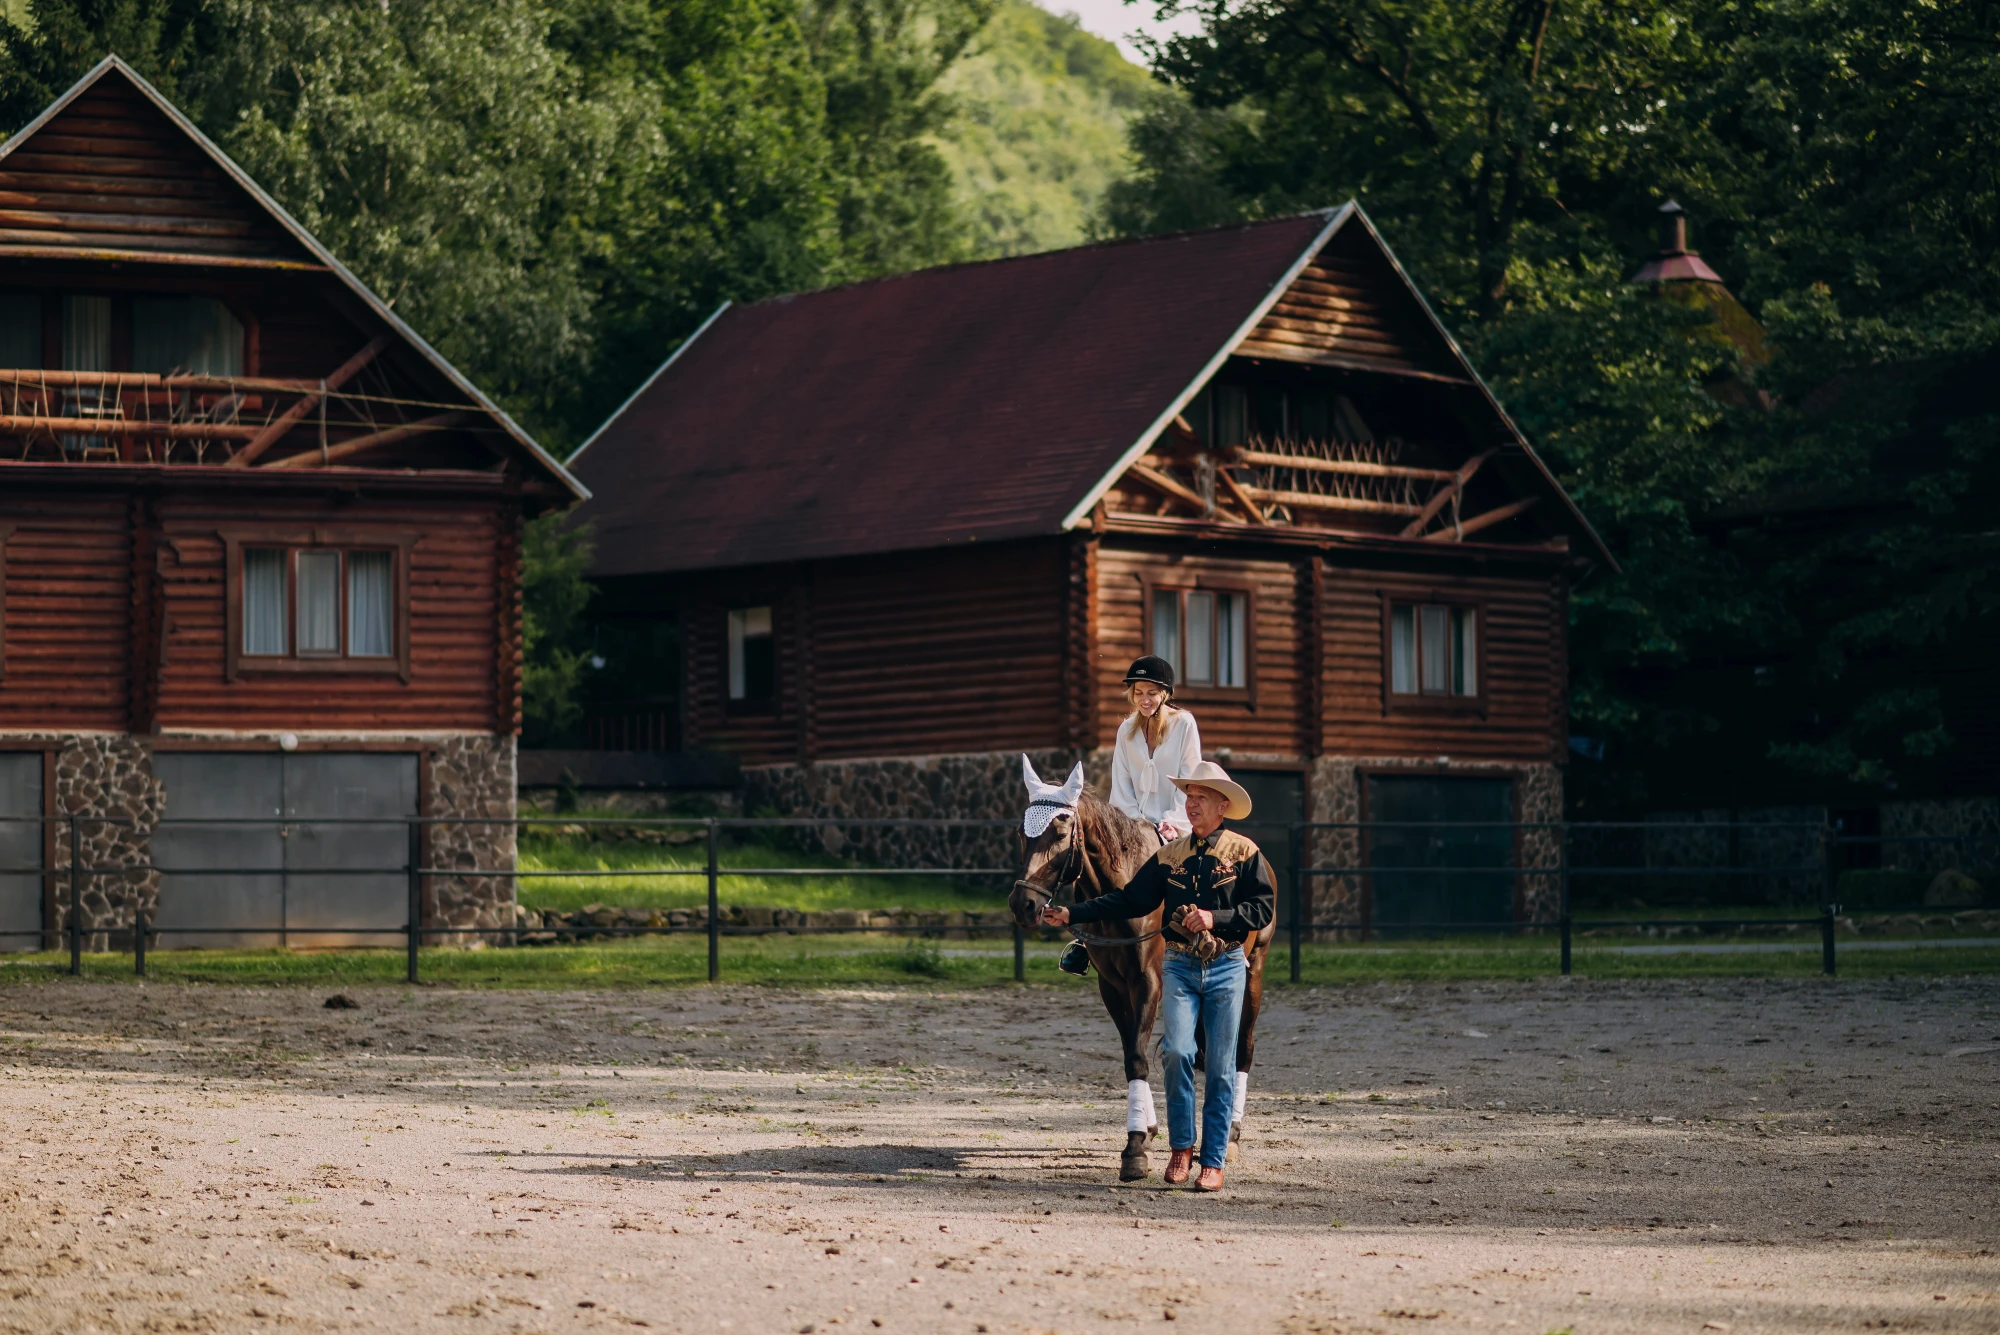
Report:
1163,1149,1193,1185
1194,1166,1224,1192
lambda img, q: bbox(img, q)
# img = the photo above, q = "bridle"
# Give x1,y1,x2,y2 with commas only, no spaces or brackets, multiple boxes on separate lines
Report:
1014,801,1164,948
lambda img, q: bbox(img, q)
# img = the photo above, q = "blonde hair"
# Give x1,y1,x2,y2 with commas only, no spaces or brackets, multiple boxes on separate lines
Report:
1124,682,1180,753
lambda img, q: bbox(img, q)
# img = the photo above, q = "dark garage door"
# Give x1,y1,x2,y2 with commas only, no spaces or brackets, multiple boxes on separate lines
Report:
1365,775,1515,933
0,754,41,951
153,753,417,948
1227,769,1304,926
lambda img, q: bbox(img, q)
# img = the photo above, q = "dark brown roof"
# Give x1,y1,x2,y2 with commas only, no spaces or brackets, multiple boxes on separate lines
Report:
573,212,1340,575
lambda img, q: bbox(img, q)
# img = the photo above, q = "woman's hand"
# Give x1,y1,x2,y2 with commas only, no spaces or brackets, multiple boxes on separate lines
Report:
1176,905,1214,934
1041,904,1071,927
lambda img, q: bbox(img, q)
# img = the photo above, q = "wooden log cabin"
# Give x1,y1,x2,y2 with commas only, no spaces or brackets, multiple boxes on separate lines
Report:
571,206,1615,929
0,58,586,948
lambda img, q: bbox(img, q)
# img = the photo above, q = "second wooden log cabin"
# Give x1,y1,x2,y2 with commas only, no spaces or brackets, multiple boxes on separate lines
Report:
570,206,1615,930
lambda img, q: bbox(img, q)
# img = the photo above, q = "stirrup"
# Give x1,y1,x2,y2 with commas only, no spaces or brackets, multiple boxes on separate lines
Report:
1058,941,1091,976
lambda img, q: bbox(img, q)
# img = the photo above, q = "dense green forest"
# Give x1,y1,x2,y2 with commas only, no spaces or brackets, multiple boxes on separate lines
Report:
4,0,1996,810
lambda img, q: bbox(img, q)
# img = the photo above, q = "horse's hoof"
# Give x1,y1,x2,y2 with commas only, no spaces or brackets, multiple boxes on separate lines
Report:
1226,1121,1242,1162
1121,1129,1152,1181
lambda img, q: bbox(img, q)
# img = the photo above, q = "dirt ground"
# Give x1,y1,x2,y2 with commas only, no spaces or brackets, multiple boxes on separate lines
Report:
0,976,1995,1335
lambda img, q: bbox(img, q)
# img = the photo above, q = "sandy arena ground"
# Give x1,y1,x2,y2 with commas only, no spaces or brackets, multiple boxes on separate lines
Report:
0,976,1996,1335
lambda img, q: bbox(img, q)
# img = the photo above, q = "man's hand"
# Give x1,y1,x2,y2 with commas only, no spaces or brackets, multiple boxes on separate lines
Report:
1041,904,1071,927
1177,905,1214,934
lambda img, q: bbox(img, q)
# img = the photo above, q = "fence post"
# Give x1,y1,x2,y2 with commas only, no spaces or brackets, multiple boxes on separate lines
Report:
1288,822,1302,984
68,815,82,977
1013,922,1025,983
1821,823,1838,978
134,909,147,978
706,818,720,984
1559,822,1573,977
406,817,422,985
1821,902,1838,977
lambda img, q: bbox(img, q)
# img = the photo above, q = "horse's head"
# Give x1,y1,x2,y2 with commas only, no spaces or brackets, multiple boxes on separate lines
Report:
1011,755,1086,929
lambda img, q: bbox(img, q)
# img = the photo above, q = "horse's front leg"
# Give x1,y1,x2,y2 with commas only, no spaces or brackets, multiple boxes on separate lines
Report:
1228,931,1275,1160
1097,967,1156,1181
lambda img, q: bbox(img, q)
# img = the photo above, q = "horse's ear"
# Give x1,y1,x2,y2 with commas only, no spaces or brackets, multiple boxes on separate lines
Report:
1058,762,1085,805
1020,753,1042,792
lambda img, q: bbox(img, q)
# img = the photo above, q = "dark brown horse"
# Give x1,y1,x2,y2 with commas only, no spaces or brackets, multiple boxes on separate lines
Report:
1010,758,1278,1180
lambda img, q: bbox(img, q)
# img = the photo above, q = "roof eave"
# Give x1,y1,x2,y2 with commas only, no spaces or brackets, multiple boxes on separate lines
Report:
2,56,590,507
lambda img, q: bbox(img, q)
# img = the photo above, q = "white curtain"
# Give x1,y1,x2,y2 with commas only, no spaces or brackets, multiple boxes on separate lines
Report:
347,551,393,657
1151,590,1179,669
727,606,772,700
243,549,288,655
1453,606,1478,696
0,294,38,368
1420,604,1450,694
297,551,340,654
131,298,244,375
1217,592,1246,688
61,296,110,371
1390,605,1416,694
1185,590,1215,685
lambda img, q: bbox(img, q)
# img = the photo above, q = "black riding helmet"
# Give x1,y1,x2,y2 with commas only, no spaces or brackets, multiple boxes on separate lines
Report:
1123,655,1175,691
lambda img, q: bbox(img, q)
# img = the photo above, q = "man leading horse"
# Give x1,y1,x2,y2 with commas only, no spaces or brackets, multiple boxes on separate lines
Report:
1041,761,1275,1192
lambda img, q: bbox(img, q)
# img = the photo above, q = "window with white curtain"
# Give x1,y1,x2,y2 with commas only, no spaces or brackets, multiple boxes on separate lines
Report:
241,546,398,662
296,550,341,654
1151,587,1249,690
243,549,288,656
131,297,244,376
727,606,775,704
348,552,394,657
1388,601,1478,698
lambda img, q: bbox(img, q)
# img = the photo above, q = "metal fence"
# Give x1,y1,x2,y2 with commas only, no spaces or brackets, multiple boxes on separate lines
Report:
1,814,1994,984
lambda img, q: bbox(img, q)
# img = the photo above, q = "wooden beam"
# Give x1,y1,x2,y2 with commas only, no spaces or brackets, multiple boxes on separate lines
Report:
1217,467,1271,525
1236,450,1456,482
1127,461,1209,513
263,411,466,469
1400,449,1497,537
1242,486,1422,517
1421,495,1538,541
226,335,389,467
0,369,318,392
0,414,258,439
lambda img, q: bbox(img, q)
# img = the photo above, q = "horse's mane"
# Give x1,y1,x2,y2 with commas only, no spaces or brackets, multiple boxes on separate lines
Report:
1074,785,1162,882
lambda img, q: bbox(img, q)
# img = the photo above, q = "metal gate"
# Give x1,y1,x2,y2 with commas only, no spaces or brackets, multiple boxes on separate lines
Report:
1229,769,1303,925
152,752,416,948
0,754,42,951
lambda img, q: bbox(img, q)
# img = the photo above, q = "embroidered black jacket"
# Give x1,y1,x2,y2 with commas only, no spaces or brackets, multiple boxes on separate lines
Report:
1067,828,1276,944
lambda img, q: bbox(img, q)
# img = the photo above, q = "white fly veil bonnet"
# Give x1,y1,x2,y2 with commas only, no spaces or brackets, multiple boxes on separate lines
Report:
1020,755,1085,838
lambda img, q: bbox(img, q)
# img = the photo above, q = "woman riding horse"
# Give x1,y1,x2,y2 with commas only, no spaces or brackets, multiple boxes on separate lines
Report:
1042,761,1275,1192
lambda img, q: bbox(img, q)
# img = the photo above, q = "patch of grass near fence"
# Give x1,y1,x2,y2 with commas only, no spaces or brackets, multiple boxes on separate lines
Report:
516,832,1006,914
3,935,1995,991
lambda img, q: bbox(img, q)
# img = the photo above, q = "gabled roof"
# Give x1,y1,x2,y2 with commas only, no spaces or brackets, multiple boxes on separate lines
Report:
573,205,1609,574
0,56,586,502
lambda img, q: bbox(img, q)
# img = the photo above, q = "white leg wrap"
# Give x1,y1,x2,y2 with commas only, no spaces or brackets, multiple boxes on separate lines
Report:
1232,1070,1249,1123
1126,1079,1156,1133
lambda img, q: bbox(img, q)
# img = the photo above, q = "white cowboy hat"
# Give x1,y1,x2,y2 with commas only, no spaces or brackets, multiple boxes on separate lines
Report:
1169,761,1253,820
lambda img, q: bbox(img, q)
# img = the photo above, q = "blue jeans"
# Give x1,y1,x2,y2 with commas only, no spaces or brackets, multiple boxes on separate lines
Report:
1161,946,1246,1169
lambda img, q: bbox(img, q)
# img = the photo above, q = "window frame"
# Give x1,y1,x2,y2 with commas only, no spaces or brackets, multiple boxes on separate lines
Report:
0,522,13,683
221,526,416,683
1379,592,1487,714
1139,574,1257,704
722,604,779,717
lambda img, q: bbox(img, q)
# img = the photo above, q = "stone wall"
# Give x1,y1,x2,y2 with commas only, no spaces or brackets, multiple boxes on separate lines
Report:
1881,798,2000,878
54,735,165,950
743,749,1080,872
427,734,519,941
1305,757,1563,934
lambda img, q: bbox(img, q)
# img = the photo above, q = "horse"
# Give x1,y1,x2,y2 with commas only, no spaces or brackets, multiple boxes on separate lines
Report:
1009,756,1279,1180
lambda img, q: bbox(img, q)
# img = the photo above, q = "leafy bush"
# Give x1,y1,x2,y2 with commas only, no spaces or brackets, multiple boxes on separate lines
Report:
1835,869,1928,910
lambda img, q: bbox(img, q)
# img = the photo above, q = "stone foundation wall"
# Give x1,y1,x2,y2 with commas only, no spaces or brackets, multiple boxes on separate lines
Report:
12,733,516,949
743,750,1080,871
1305,757,1563,934
1881,798,2000,878
427,735,519,940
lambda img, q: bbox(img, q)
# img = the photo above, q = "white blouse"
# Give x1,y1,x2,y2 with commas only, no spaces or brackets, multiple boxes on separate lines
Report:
1108,708,1204,841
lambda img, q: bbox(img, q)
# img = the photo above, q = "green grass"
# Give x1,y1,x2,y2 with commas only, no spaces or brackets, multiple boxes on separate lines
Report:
516,832,1007,914
3,935,1995,991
